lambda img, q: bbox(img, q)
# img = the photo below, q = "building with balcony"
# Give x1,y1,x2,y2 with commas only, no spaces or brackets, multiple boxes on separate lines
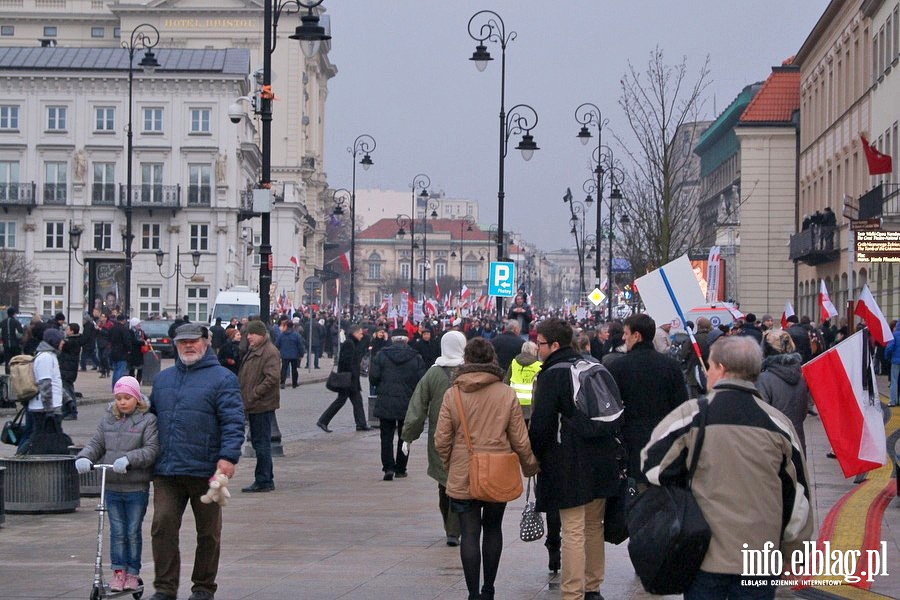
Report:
0,46,265,318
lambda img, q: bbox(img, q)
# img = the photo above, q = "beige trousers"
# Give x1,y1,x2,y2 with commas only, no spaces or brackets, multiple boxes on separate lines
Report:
559,498,605,600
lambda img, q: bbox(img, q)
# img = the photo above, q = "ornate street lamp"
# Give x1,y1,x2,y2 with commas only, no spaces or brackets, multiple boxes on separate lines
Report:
563,188,587,297
449,215,476,299
395,214,414,298
346,134,376,320
67,222,83,323
155,245,201,317
409,173,430,301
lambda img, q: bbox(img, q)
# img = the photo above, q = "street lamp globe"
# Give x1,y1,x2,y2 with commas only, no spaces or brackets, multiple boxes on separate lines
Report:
470,43,492,71
516,133,539,161
360,152,373,171
577,125,592,145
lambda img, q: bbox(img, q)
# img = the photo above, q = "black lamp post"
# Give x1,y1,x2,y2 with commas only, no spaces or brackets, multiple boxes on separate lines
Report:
450,215,476,299
347,135,375,321
395,214,414,302
467,10,540,320
155,245,201,317
67,222,83,324
330,188,351,307
421,198,439,297
575,103,607,288
562,188,587,297
409,173,430,302
123,24,160,317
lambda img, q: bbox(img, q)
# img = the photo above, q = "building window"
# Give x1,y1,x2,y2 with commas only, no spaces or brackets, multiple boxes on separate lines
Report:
400,262,410,279
93,222,111,251
0,26,14,36
141,223,160,250
463,264,479,281
45,221,64,249
367,262,381,279
417,260,429,280
435,262,446,278
190,223,208,251
0,221,16,248
42,284,64,314
187,164,211,205
189,108,211,133
46,106,67,131
91,26,104,38
44,161,67,204
186,287,208,322
43,26,57,37
138,286,161,319
142,107,163,133
113,27,121,39
92,162,115,204
95,106,115,131
0,161,18,201
0,105,18,130
140,163,163,203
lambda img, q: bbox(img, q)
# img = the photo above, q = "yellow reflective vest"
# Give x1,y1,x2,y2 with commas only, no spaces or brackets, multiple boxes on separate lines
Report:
509,359,542,406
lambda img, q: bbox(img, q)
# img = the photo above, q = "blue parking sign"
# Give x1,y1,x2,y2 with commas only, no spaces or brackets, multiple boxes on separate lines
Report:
488,261,516,297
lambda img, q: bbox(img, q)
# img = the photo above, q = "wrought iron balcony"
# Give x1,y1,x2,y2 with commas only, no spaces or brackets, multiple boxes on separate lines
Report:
0,182,36,208
118,184,181,212
91,183,117,206
43,183,67,205
186,185,211,207
789,225,839,265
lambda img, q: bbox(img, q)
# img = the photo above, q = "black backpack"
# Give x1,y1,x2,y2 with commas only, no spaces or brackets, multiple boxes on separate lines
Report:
548,359,623,438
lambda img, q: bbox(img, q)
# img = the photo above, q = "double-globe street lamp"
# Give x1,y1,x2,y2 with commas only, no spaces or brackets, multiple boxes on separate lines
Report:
562,188,587,298
467,9,539,320
420,198,440,297
123,24,160,317
409,173,430,301
395,214,414,299
449,215,477,299
155,246,202,316
347,135,375,320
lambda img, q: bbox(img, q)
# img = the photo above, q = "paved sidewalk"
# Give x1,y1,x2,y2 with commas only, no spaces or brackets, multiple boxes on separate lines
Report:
0,363,896,599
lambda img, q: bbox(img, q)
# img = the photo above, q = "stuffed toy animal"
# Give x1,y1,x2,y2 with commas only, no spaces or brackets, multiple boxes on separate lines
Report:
200,469,231,507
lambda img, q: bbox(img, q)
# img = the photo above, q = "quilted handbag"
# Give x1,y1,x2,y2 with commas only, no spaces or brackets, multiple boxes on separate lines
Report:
519,477,545,542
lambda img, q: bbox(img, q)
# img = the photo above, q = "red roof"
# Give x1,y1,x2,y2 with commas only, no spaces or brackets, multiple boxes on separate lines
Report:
739,60,799,123
357,218,491,241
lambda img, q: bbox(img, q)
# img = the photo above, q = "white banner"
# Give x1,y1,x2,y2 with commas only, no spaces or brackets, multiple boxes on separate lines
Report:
706,246,720,303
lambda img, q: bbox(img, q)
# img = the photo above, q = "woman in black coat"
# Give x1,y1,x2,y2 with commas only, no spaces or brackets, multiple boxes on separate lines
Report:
217,328,242,375
316,326,370,432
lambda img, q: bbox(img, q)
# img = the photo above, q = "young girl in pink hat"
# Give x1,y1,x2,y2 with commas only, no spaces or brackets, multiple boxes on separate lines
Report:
75,376,159,592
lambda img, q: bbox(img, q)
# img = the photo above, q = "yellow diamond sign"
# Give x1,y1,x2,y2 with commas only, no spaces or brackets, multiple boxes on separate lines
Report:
588,288,606,306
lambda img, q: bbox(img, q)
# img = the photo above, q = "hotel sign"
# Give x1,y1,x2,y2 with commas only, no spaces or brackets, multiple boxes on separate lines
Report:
163,18,258,29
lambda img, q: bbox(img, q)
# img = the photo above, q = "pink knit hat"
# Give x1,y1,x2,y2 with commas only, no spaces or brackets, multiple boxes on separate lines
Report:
113,376,142,402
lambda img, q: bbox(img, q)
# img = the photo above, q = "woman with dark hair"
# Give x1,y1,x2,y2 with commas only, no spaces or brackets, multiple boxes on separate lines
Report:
434,338,538,600
600,321,627,367
217,327,242,375
756,329,809,455
316,325,370,432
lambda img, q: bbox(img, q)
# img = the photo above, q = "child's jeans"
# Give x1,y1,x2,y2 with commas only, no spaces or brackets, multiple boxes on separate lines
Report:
107,489,149,574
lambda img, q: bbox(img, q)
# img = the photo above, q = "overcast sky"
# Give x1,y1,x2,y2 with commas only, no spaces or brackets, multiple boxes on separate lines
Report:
322,1,826,252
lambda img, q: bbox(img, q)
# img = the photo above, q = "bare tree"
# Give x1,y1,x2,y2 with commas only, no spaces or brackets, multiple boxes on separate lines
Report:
0,250,37,308
614,47,711,275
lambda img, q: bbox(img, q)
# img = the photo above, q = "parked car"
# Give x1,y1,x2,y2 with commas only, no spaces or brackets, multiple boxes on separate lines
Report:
139,319,178,358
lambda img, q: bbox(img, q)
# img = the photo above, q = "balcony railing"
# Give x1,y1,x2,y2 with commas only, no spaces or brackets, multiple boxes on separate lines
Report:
43,183,67,205
91,183,117,206
0,182,36,207
118,184,181,211
789,225,839,265
186,185,211,207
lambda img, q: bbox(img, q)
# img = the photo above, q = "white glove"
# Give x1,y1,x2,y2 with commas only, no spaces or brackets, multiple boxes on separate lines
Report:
75,458,92,474
112,456,129,474
401,441,410,456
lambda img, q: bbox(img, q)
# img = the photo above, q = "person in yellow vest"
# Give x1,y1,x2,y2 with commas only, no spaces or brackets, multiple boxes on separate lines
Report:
504,341,541,422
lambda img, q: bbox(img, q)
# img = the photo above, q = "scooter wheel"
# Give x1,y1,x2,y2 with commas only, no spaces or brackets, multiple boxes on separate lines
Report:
90,585,101,600
132,577,144,598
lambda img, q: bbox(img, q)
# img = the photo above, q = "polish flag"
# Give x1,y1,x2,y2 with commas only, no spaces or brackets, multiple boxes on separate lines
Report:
424,299,437,315
802,331,887,477
434,278,441,301
289,256,298,266
854,284,892,346
338,251,351,273
781,301,795,330
819,280,839,323
461,284,471,300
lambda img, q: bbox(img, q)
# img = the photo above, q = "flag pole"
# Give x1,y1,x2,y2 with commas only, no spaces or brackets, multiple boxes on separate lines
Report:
659,266,708,380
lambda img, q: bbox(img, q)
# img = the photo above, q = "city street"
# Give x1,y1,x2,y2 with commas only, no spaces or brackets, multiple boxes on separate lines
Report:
0,360,897,599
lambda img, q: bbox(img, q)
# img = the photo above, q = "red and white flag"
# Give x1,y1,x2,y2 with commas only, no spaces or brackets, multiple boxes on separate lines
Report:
434,278,441,301
460,284,471,300
854,284,892,346
802,331,887,477
424,299,437,315
819,280,839,323
781,301,795,330
338,251,351,273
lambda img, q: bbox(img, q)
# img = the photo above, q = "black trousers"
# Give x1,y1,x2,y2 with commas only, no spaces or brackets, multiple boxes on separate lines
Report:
378,418,408,474
318,389,367,428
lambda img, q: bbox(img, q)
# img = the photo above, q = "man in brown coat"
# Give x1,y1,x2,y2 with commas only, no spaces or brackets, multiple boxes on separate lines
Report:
237,319,281,492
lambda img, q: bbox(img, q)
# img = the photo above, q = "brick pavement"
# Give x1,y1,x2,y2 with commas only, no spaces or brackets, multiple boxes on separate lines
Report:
0,361,896,599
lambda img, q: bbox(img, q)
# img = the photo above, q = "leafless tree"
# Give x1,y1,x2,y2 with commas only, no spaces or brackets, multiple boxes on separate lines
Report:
0,249,37,308
614,47,711,275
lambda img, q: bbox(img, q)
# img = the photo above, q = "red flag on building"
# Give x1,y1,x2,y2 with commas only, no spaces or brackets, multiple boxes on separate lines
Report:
860,135,893,175
854,284,892,346
802,331,887,477
338,251,351,273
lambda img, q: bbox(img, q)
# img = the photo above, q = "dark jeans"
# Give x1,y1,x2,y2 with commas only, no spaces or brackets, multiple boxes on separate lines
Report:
685,571,775,600
151,475,222,597
280,359,299,387
451,498,506,598
111,360,127,389
107,489,150,575
80,343,99,370
438,483,460,538
62,380,77,417
305,346,321,368
378,418,408,474
248,411,274,487
318,389,367,429
99,346,110,375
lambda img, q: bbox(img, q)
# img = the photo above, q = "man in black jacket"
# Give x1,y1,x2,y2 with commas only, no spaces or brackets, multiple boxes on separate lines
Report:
1,306,23,372
108,314,132,387
606,313,688,485
412,326,439,367
209,317,226,352
369,329,426,480
491,320,524,372
530,318,621,600
59,323,83,420
317,325,370,433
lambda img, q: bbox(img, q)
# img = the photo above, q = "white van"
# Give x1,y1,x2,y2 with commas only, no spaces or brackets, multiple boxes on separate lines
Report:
209,286,261,324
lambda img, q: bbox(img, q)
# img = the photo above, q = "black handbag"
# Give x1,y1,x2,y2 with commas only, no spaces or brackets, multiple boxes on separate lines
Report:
519,477,544,542
17,411,73,456
0,405,24,445
325,368,353,392
626,397,711,595
604,475,638,544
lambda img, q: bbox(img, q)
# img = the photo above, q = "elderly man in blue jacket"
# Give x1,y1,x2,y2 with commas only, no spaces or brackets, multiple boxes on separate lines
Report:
148,322,245,600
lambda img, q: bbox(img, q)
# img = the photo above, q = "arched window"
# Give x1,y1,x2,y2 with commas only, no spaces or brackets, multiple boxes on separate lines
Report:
367,252,382,280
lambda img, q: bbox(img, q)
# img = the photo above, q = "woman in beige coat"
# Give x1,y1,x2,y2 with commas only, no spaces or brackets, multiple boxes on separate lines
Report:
434,337,539,600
